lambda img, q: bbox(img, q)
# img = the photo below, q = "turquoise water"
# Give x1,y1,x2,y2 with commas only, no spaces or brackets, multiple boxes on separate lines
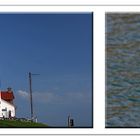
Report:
106,14,140,127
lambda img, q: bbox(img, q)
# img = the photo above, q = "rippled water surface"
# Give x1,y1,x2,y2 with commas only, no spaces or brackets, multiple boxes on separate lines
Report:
106,14,140,127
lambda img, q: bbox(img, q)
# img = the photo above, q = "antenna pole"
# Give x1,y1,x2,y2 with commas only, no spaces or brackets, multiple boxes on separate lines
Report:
29,72,33,121
29,72,40,122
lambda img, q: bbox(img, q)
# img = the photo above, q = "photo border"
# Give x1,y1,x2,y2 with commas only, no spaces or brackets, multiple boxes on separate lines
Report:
1,5,140,135
0,6,94,135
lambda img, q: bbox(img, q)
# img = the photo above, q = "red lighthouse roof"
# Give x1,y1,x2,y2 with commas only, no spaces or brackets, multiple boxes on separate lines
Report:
0,88,14,102
1,91,14,101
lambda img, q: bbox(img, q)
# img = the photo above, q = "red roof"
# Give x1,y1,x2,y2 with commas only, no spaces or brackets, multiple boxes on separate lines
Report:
1,91,14,101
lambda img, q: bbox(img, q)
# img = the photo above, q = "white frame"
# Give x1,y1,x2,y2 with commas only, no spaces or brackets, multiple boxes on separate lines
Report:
0,5,140,135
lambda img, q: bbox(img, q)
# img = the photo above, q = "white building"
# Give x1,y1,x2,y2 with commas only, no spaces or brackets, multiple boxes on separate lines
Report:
0,88,15,118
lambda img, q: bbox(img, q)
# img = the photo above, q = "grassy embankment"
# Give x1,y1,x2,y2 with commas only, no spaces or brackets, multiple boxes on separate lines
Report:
0,119,48,127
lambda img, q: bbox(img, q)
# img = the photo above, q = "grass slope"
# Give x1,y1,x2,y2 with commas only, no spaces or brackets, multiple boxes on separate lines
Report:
0,120,48,128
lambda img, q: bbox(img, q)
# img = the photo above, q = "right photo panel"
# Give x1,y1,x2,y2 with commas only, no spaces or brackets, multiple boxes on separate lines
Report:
106,13,140,128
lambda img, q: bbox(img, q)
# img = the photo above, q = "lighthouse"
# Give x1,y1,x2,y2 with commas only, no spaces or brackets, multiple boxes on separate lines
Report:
0,88,15,118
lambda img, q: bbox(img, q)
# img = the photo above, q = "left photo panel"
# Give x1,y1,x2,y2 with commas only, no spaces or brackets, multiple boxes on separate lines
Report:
0,13,93,128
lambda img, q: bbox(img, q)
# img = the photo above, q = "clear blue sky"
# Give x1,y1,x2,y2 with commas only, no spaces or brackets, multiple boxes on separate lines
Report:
0,13,93,127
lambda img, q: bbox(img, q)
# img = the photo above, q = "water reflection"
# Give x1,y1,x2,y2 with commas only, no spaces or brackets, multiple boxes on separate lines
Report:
106,13,140,127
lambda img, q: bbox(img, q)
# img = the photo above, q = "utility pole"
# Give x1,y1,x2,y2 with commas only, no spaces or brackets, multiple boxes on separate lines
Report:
29,72,33,121
29,72,40,122
68,115,70,127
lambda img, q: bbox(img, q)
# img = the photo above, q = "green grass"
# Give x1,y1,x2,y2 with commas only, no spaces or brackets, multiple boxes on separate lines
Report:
0,119,48,128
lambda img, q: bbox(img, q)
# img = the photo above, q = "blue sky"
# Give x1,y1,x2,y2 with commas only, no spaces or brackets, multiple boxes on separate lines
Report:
0,13,93,127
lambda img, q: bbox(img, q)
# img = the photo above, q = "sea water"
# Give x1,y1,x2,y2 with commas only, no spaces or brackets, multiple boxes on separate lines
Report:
106,14,140,127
